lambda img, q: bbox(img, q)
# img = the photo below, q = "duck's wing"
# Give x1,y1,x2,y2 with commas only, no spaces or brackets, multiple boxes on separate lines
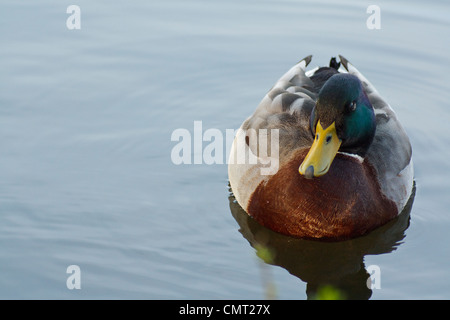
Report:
339,55,414,211
240,55,317,162
228,56,317,209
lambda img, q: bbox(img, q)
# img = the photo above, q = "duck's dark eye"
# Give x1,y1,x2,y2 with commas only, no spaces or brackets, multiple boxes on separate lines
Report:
348,101,357,112
326,135,332,144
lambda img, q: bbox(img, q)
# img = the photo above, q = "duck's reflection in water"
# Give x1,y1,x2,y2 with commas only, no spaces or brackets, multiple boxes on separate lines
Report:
228,185,415,300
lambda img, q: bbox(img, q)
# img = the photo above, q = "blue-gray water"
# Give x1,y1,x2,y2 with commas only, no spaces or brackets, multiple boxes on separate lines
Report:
1,0,449,299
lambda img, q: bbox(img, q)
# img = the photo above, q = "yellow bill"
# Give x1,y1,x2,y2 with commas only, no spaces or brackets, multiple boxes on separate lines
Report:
299,121,342,179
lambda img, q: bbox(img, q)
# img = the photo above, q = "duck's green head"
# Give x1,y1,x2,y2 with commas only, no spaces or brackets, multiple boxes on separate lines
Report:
299,73,376,179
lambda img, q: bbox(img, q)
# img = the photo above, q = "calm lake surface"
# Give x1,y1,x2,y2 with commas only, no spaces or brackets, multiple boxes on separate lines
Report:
1,0,449,299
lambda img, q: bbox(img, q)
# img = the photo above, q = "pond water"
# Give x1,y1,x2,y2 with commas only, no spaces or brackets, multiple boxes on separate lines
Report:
1,0,449,299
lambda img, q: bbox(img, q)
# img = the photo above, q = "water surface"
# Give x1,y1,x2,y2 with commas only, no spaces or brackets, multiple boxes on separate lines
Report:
1,0,449,299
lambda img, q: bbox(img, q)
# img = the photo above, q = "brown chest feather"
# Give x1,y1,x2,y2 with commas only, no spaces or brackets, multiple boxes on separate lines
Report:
247,149,397,240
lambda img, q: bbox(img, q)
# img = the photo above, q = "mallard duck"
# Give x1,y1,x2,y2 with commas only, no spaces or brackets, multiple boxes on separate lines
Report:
228,55,414,240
